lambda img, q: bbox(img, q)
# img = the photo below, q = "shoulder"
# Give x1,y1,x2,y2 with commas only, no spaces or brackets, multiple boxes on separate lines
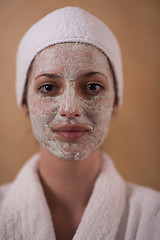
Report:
0,153,40,206
0,183,12,204
122,182,160,239
126,182,160,210
126,182,160,223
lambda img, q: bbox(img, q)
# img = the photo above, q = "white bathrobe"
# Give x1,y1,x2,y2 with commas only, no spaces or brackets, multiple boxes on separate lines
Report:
0,152,160,240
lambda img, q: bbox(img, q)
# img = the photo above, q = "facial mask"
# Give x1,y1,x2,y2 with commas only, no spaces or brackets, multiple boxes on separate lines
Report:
27,43,115,161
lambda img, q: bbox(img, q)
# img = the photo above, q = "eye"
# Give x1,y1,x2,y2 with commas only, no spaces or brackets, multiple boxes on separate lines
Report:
85,83,104,95
38,84,58,96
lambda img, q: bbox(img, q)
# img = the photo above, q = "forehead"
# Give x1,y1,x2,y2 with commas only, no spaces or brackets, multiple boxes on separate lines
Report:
32,43,110,74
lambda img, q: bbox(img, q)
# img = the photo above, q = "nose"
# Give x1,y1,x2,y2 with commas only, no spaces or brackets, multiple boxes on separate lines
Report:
59,88,82,118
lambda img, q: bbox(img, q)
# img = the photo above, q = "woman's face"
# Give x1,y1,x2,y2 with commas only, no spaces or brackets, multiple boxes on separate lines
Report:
25,43,115,161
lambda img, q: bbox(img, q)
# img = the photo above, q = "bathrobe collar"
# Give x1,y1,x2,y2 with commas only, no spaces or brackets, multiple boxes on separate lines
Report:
0,152,126,240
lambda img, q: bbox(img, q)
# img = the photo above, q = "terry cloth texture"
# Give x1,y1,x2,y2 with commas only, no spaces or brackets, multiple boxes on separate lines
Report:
0,153,160,240
16,6,123,108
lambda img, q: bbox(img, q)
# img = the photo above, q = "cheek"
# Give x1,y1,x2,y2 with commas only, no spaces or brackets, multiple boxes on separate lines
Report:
83,95,114,126
27,95,59,145
28,91,60,116
27,96,59,140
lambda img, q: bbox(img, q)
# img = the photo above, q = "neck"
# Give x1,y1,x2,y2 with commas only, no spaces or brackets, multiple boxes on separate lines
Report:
38,147,101,213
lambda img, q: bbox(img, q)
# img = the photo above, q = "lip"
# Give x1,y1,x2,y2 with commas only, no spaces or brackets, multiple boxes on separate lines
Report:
51,124,92,141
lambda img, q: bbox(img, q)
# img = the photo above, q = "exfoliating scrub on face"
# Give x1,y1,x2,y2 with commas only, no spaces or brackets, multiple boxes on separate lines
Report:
27,43,115,161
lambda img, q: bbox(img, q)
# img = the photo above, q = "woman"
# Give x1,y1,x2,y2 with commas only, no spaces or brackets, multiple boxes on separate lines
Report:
0,7,159,240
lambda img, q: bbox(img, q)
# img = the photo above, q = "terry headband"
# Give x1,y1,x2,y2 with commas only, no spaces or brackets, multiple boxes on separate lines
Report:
16,6,123,107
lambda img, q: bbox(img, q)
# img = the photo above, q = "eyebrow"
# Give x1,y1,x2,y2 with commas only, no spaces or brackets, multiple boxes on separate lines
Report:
35,73,62,80
79,71,107,79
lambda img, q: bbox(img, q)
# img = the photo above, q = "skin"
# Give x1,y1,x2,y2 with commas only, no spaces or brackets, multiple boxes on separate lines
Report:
23,43,117,240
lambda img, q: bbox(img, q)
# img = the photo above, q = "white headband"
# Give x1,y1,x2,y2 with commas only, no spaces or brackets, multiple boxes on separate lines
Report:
16,6,123,107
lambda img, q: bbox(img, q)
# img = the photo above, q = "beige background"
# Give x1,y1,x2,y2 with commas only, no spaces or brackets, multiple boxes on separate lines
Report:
0,0,160,191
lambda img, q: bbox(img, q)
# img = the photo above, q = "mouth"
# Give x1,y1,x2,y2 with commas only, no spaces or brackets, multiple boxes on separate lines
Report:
51,124,92,141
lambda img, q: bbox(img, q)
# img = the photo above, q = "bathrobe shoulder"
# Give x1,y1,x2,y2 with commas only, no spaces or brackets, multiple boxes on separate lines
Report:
0,153,160,240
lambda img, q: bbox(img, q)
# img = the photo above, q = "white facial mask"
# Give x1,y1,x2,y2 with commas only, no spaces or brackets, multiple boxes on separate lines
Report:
27,43,115,161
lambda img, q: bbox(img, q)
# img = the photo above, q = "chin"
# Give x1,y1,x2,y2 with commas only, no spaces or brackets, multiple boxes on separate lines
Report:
42,144,93,161
52,149,91,161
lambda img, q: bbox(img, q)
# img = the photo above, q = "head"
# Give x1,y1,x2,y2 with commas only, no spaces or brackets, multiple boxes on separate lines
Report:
22,43,117,160
16,7,123,161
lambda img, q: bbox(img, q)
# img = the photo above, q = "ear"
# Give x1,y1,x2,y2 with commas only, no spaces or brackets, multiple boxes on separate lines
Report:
112,104,118,117
22,103,29,117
